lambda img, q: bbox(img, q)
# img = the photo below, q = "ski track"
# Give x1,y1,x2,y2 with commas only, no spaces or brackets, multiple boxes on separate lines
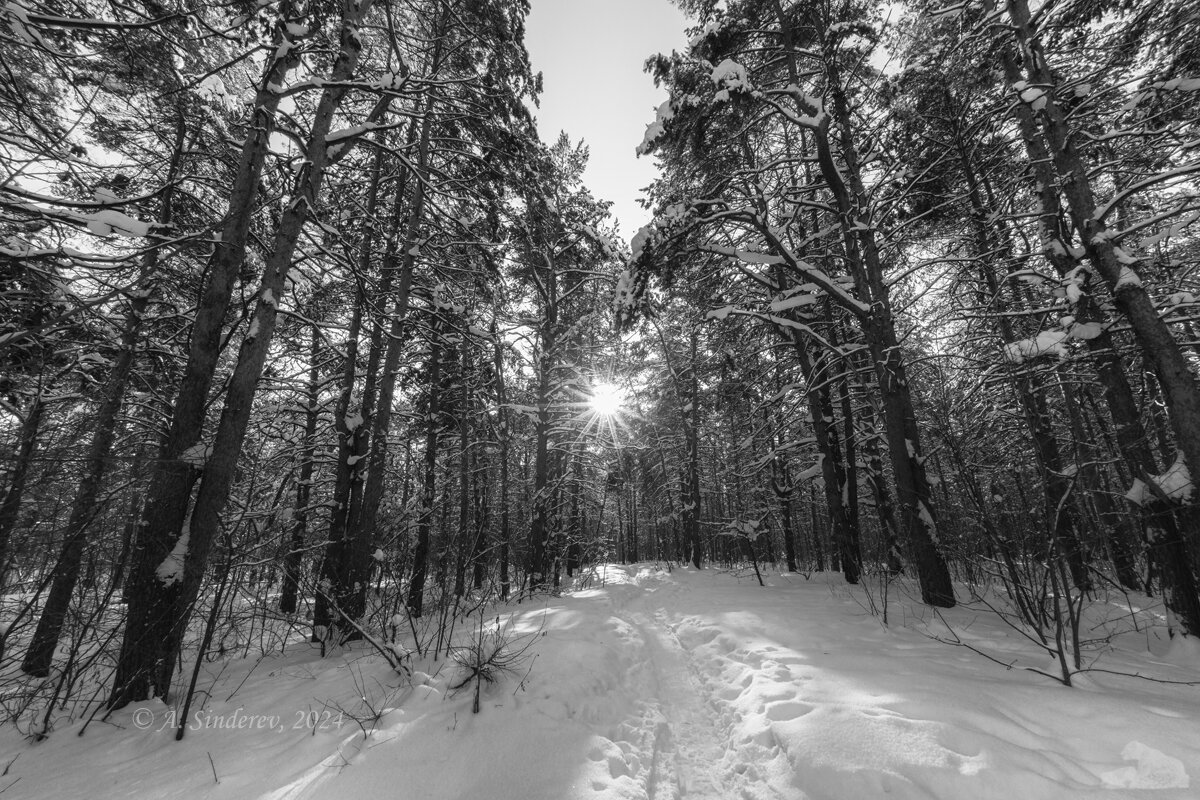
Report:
627,609,731,799
593,570,801,800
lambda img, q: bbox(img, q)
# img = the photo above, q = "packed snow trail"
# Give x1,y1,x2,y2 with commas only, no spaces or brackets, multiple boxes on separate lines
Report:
5,564,1200,799
598,567,744,798
625,610,732,798
593,569,808,799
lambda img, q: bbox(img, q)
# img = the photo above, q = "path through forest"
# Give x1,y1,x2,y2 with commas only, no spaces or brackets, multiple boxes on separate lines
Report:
625,608,733,798
5,564,1199,799
602,571,750,798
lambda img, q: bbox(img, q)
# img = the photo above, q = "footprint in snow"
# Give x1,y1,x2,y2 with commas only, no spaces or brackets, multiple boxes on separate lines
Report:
764,700,814,722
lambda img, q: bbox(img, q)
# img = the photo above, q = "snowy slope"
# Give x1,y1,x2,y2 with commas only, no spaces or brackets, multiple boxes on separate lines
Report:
4,565,1198,799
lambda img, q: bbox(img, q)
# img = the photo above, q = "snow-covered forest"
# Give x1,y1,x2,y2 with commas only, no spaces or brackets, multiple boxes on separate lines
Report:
1,0,1199,796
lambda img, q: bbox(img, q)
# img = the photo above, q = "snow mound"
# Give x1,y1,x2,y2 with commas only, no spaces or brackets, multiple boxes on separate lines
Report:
1101,741,1190,789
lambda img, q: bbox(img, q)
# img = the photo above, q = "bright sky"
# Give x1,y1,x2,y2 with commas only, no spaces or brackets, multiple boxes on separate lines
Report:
524,0,690,240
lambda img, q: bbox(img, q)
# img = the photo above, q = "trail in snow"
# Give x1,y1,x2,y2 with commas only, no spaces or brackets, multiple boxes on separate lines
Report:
594,569,804,799
629,609,731,798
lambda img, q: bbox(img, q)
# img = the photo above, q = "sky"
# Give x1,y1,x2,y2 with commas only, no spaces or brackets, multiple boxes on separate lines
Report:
524,0,690,239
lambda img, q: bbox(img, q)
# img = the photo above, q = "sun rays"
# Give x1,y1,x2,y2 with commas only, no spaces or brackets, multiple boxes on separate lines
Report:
570,380,631,446
589,382,625,418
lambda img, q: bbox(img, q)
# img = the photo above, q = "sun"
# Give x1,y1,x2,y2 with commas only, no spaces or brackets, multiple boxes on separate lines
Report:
589,382,625,417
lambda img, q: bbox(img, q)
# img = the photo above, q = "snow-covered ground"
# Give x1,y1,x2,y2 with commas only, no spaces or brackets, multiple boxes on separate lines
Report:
3,565,1198,799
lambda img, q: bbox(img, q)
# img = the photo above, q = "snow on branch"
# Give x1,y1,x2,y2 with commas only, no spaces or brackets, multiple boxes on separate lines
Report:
710,58,753,103
1004,330,1069,362
1126,454,1195,505
637,99,675,156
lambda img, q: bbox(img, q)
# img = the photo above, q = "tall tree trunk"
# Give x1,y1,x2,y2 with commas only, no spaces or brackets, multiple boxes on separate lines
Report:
529,333,555,584
21,116,187,676
109,2,372,707
831,318,863,581
684,330,702,568
349,101,436,613
313,136,391,638
955,135,1091,590
0,393,43,590
768,408,799,573
107,12,305,707
566,447,582,576
470,430,489,590
991,10,1200,630
766,0,953,605
493,324,512,599
1079,389,1143,590
280,322,320,615
808,483,824,572
528,234,561,586
791,332,858,584
454,342,471,598
407,314,443,617
860,399,903,573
